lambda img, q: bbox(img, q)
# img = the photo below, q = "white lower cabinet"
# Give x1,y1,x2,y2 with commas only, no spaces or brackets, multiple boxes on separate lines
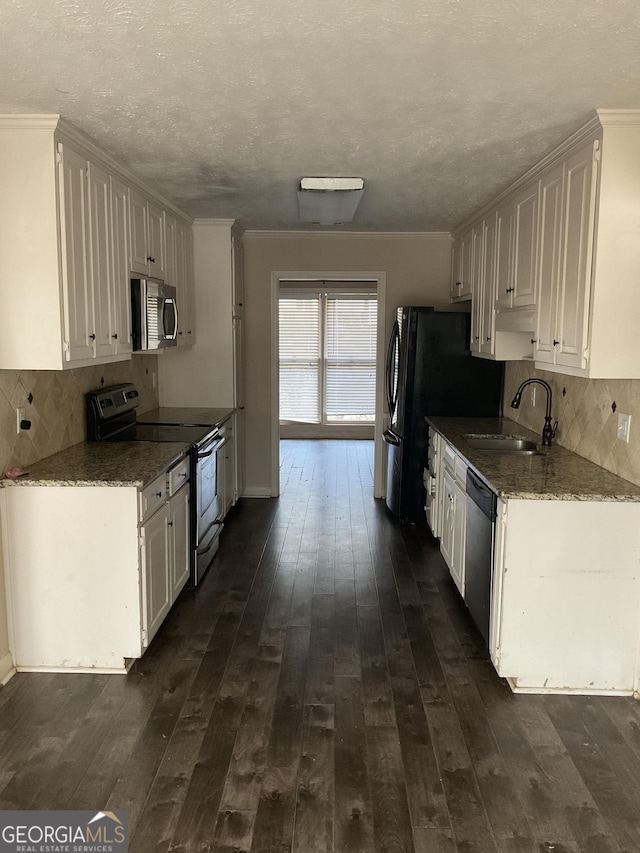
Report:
490,497,640,695
439,442,467,597
141,502,172,647
139,457,190,648
2,456,190,672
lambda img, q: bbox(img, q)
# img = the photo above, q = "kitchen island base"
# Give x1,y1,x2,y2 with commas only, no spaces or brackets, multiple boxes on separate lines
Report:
1,450,190,673
492,497,640,697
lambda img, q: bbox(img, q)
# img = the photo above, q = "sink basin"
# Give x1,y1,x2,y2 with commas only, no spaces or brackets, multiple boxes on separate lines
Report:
464,435,539,455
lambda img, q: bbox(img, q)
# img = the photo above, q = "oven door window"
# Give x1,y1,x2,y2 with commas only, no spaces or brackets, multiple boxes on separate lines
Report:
196,439,223,534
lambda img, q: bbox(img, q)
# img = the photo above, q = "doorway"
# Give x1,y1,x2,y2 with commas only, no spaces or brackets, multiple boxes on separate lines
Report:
279,285,377,439
270,271,387,499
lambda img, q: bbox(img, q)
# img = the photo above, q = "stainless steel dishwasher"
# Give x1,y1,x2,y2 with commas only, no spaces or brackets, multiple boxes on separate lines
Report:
465,470,498,646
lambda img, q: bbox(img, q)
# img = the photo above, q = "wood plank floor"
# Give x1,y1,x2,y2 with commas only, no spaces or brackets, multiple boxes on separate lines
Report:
2,438,640,852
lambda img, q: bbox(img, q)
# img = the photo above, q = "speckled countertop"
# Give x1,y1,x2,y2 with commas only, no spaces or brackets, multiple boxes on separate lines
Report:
427,416,640,502
2,441,190,488
138,406,234,426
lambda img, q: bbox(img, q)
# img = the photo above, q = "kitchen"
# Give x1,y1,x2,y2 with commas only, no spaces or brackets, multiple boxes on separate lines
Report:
2,0,640,850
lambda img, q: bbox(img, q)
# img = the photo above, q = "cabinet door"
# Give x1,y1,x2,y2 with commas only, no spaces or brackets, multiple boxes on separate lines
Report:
232,231,244,317
169,485,190,600
147,202,166,280
129,189,149,276
141,504,171,647
164,212,177,286
59,145,95,362
450,478,466,596
555,141,598,370
534,164,564,365
440,468,456,572
223,431,236,512
111,178,133,354
470,224,484,353
175,220,192,347
494,198,514,310
88,162,116,359
480,213,498,355
450,240,462,300
459,229,473,298
512,183,539,308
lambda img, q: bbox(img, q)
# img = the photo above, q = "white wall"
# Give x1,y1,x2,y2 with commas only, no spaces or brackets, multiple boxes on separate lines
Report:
242,231,455,493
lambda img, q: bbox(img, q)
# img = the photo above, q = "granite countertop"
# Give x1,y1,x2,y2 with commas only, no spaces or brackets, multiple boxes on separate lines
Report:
138,406,235,427
2,441,190,488
426,416,640,502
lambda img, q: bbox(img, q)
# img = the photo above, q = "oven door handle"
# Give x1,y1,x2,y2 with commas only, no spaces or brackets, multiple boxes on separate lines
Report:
196,437,225,459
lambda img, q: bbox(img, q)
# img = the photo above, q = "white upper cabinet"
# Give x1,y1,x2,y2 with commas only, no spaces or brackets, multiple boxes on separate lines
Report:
165,213,195,347
534,163,564,365
457,110,640,377
0,115,191,370
130,190,166,281
59,145,94,362
110,178,133,355
535,142,598,373
494,184,538,312
450,228,474,300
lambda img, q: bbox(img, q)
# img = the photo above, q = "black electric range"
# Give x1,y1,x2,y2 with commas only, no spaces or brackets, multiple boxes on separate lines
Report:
86,383,224,586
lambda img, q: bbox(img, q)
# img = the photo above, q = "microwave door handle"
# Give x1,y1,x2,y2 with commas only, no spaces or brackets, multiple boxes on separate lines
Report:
169,298,179,339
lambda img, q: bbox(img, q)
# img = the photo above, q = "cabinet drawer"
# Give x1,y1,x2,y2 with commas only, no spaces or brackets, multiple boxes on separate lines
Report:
454,454,468,486
140,474,168,522
443,441,457,474
168,456,190,496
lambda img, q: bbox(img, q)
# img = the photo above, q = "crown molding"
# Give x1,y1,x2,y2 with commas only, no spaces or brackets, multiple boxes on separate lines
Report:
242,229,451,241
452,110,611,237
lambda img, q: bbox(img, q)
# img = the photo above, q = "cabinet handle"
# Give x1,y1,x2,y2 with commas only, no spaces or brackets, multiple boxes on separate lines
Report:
168,521,173,527
486,335,491,341
156,491,163,498
89,333,96,341
112,333,118,340
531,338,536,344
474,335,480,340
553,339,560,346
147,256,156,263
456,281,462,289
506,287,514,293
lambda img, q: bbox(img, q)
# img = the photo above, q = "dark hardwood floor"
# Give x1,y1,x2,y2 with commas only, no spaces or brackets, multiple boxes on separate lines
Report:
2,439,640,852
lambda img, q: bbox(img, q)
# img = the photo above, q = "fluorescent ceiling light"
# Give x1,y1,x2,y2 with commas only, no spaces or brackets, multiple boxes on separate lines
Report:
298,177,365,225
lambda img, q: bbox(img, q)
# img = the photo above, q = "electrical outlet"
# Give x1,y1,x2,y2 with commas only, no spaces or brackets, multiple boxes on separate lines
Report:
530,386,537,407
16,407,25,435
617,412,632,443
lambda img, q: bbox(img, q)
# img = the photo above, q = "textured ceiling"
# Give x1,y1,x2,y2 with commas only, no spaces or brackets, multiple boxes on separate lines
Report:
2,0,640,231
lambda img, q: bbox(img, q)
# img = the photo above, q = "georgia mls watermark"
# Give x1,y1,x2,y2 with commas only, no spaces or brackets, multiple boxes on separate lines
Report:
0,811,127,853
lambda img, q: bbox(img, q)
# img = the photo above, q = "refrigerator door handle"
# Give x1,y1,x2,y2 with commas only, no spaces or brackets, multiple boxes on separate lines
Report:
385,318,399,416
383,429,401,446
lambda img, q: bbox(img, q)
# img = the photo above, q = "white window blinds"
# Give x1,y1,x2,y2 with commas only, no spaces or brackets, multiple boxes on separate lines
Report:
279,296,320,423
279,288,377,425
325,295,377,422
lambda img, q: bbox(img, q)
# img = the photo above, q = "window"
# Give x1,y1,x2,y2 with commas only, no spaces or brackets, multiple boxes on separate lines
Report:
279,287,377,428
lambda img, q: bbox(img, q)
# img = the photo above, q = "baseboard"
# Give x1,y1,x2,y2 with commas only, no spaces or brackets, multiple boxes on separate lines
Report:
242,487,273,498
0,651,16,685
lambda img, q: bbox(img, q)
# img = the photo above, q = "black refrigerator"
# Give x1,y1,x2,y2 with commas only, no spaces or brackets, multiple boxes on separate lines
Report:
384,307,504,524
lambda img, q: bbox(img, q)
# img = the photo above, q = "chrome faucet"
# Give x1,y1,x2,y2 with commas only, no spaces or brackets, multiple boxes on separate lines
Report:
509,378,558,446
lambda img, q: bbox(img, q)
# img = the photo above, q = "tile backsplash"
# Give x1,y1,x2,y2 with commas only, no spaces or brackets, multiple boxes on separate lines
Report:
0,355,159,477
504,362,640,487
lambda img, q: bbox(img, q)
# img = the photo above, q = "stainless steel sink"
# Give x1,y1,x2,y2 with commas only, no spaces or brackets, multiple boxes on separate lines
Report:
463,435,539,455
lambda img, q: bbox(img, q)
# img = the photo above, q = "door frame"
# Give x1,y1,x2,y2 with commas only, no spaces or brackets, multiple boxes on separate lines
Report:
270,270,387,498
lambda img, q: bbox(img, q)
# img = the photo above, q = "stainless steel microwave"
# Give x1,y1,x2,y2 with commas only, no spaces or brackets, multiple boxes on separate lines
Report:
131,278,178,352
